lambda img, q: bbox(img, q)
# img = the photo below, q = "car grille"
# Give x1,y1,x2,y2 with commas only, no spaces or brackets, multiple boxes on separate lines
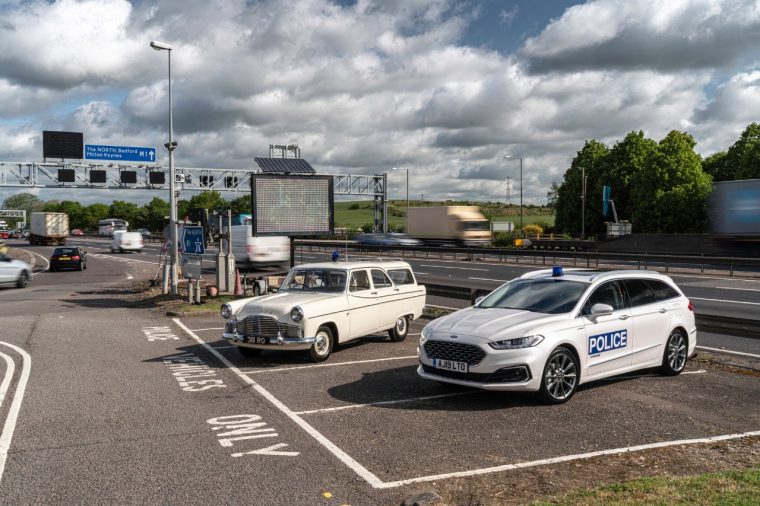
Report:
423,340,486,365
235,316,300,339
421,364,530,383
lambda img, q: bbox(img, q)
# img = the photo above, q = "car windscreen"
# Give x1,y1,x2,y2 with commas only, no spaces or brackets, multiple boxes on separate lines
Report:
53,248,77,255
478,278,588,314
281,269,347,293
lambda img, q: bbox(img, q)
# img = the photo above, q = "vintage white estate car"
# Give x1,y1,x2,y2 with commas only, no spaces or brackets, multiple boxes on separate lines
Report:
418,267,697,404
221,260,426,362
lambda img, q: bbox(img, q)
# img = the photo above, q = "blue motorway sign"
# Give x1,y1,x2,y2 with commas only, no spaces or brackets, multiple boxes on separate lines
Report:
85,144,156,163
181,226,205,255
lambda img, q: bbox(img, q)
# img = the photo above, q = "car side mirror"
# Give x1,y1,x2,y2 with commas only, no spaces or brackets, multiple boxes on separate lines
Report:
590,303,614,317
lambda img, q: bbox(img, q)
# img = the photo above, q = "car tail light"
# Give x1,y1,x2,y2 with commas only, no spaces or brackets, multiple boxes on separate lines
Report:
687,300,694,311
71,256,80,261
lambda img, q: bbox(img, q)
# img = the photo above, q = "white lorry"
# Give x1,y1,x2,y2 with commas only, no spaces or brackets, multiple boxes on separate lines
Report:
407,206,491,246
28,212,69,246
228,225,290,271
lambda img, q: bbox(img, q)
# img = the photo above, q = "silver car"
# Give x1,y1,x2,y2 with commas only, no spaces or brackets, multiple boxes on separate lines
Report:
418,267,696,404
0,252,33,288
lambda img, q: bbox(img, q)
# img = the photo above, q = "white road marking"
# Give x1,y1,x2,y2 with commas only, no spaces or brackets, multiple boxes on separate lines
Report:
688,297,760,306
419,264,489,272
0,342,31,485
376,430,760,489
191,327,225,332
173,318,386,488
426,304,462,311
716,286,760,292
682,369,708,374
0,353,15,414
414,271,429,275
14,247,50,271
469,277,508,282
243,355,417,374
294,391,474,415
126,274,133,280
696,346,760,360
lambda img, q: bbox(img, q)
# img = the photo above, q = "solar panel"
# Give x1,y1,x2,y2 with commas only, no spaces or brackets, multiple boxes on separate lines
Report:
254,157,315,174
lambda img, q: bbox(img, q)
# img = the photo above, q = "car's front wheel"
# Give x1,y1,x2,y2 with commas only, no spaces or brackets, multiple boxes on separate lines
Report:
661,329,687,376
538,346,579,404
309,326,334,362
237,346,262,358
388,315,409,342
16,271,29,288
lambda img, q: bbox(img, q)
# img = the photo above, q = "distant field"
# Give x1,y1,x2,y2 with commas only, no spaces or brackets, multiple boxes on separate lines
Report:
334,201,555,230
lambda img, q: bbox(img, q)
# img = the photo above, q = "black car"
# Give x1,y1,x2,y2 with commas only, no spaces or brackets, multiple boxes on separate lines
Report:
50,247,87,271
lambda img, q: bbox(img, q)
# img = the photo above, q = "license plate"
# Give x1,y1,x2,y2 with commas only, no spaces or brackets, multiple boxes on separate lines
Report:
254,336,267,344
60,256,70,260
432,358,468,373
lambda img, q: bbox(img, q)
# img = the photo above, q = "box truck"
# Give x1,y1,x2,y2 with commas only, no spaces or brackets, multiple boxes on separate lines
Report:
29,212,69,245
407,206,491,246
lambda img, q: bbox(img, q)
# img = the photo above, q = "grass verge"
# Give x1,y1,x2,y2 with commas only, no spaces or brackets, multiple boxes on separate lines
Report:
531,466,760,506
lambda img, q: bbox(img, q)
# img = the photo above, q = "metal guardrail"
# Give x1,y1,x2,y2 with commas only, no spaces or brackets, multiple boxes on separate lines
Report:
297,240,760,278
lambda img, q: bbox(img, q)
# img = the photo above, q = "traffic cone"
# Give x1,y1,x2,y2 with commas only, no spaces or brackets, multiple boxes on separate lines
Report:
234,268,243,295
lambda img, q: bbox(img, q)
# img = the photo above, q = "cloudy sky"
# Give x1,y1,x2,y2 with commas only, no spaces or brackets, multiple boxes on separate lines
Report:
1,0,759,207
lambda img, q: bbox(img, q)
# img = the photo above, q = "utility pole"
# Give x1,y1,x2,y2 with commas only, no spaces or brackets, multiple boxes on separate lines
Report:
506,176,511,205
581,165,587,240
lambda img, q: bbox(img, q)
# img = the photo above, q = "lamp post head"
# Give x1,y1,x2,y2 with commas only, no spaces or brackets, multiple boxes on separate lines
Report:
150,41,172,51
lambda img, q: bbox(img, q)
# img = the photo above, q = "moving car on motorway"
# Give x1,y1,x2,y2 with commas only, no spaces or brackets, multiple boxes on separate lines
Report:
418,268,696,404
355,233,423,246
70,228,85,236
111,231,144,253
0,252,32,288
50,247,87,271
136,228,151,236
221,260,426,362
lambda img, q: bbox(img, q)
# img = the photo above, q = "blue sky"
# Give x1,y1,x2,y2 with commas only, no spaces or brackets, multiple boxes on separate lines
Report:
1,0,759,208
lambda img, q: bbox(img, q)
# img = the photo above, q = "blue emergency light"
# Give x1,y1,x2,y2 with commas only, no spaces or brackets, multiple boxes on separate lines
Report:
552,265,564,277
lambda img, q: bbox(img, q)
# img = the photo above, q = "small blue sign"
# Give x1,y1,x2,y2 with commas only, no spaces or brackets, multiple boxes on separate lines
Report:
85,144,156,163
182,226,205,255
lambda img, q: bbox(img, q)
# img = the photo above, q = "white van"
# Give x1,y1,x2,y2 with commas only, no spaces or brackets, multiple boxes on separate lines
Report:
111,231,144,253
228,225,289,271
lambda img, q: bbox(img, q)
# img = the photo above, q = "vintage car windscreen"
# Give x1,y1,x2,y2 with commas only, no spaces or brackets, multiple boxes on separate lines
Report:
281,269,347,293
478,278,588,314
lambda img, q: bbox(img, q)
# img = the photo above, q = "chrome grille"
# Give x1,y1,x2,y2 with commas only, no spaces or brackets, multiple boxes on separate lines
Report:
424,340,486,365
235,317,301,339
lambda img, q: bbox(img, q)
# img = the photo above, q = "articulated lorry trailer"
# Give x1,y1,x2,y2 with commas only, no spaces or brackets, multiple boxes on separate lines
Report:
407,206,491,246
29,212,69,246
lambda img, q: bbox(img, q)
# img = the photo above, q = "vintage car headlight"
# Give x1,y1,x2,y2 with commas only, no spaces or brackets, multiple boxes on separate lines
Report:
489,335,544,350
221,303,233,319
290,306,304,322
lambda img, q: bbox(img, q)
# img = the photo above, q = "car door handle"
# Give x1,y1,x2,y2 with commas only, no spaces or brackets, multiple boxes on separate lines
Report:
618,315,630,320
371,291,377,295
659,308,668,313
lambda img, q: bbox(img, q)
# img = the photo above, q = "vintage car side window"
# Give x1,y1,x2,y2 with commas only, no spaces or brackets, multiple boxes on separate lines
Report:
388,268,414,285
648,280,680,301
371,269,393,288
581,281,626,315
622,279,657,307
349,270,371,292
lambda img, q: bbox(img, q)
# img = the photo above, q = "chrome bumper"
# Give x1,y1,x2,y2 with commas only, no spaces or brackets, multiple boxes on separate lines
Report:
223,332,316,351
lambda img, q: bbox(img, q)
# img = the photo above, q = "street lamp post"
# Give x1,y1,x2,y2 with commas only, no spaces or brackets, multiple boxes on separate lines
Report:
150,40,179,296
392,167,409,233
504,155,523,233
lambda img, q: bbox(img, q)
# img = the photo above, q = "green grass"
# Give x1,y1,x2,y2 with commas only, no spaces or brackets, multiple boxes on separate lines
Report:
333,200,555,231
531,466,760,506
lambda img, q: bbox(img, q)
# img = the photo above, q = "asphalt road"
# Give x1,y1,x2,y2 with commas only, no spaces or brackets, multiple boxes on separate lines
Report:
0,238,758,504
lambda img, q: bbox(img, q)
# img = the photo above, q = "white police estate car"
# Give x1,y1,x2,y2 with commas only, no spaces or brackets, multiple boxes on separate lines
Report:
418,267,696,404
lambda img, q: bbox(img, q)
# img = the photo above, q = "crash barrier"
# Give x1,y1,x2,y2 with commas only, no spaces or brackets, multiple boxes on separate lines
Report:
298,240,760,279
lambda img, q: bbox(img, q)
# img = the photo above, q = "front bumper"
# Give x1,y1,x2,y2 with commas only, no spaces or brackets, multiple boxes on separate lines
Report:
222,331,316,351
417,337,547,392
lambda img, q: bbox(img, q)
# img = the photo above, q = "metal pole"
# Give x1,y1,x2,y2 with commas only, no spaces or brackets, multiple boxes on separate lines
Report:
581,164,586,240
519,157,523,234
405,169,409,233
167,48,179,296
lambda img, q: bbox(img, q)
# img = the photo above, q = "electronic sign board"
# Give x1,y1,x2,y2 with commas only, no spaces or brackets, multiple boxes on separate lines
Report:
43,131,84,159
251,174,334,236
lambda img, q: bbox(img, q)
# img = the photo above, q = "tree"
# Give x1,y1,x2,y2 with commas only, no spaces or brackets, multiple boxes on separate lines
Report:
546,182,560,209
80,203,110,232
109,201,140,227
631,130,712,233
702,151,730,181
140,197,170,233
724,123,760,180
188,191,227,210
229,195,251,214
554,140,610,237
604,131,658,221
1,193,45,228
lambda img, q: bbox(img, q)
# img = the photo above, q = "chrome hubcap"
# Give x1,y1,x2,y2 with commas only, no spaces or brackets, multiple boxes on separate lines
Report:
667,333,687,371
314,332,329,355
396,318,407,334
545,352,577,400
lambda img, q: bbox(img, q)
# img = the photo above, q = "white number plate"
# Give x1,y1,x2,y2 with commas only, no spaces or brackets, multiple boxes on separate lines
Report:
432,358,468,373
254,336,267,344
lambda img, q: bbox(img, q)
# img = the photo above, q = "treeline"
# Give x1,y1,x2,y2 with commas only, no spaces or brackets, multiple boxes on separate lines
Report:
554,123,760,237
1,192,253,232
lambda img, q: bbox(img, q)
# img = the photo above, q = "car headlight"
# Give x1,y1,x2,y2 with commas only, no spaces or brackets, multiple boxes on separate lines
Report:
489,335,544,350
221,303,233,319
291,306,304,322
420,325,431,342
